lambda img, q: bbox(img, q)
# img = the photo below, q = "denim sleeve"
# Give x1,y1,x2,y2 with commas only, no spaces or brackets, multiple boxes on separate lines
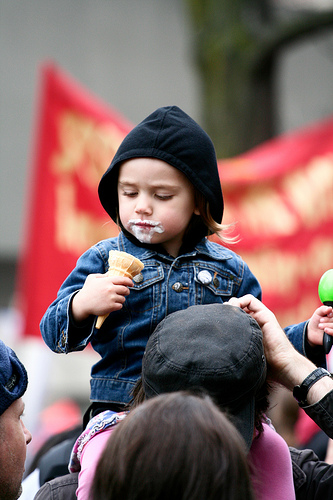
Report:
39,245,107,353
284,321,327,367
236,261,262,300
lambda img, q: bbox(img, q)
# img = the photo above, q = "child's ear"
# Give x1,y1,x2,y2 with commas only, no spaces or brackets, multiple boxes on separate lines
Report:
194,207,200,216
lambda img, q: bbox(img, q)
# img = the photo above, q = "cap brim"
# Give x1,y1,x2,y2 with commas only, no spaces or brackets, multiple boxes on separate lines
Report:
228,398,255,451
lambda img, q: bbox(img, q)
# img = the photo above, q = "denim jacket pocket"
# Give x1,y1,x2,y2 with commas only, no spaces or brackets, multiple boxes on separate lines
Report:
194,262,240,303
130,261,165,313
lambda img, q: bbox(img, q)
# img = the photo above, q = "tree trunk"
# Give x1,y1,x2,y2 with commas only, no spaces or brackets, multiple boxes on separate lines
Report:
185,0,333,157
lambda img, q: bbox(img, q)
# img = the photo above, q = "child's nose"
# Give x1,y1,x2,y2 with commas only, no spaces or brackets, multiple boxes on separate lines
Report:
135,195,153,215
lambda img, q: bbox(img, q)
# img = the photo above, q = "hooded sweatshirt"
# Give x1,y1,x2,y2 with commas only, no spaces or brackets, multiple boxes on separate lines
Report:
98,106,224,225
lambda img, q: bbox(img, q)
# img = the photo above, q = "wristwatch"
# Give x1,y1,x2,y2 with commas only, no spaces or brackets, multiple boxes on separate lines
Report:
293,367,331,406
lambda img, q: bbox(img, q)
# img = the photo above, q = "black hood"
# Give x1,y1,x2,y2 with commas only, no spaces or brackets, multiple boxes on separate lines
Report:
98,106,224,224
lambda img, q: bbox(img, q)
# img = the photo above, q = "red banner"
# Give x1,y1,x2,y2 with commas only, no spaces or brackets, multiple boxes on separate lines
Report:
16,63,333,336
218,118,333,327
15,63,132,337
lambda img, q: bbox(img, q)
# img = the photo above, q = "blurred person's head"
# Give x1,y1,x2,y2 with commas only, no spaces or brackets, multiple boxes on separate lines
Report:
91,391,255,500
0,340,32,500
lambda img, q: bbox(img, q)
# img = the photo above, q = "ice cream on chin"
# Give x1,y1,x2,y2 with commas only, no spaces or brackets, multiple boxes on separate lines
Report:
95,251,144,329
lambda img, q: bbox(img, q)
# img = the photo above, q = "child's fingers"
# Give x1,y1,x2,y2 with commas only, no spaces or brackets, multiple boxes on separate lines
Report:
102,275,134,287
115,284,131,297
319,316,333,328
316,305,333,318
318,322,333,334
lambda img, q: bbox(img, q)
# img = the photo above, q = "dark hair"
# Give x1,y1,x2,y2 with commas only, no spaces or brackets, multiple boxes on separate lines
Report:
129,377,270,437
192,190,238,244
91,391,256,500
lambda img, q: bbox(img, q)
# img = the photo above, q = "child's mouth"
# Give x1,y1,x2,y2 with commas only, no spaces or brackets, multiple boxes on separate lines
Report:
136,221,154,229
127,219,164,242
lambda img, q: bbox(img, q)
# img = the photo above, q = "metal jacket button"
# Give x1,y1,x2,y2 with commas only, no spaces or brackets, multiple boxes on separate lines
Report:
213,276,219,287
172,282,184,292
133,273,143,283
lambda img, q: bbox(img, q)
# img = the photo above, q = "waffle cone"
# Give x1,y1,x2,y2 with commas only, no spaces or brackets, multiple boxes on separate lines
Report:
96,251,144,329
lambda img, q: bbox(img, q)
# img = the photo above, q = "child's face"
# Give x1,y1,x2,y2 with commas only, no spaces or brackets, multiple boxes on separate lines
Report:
117,158,199,257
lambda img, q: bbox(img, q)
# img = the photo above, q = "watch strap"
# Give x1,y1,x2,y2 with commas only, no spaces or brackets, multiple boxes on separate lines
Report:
293,367,331,405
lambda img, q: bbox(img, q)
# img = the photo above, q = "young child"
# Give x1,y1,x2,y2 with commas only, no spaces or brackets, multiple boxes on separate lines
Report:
40,106,331,415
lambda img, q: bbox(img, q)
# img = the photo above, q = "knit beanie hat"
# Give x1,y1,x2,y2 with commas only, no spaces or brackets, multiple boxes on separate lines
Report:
98,106,224,224
0,340,28,416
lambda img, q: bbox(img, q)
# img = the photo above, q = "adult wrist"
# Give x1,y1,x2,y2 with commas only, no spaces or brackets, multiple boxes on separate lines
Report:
293,367,332,406
277,351,315,391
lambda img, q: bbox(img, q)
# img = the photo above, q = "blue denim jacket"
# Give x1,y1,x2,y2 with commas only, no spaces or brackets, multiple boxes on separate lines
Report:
40,232,309,404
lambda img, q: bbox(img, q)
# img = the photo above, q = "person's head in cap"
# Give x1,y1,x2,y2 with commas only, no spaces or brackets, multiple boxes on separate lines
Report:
0,339,32,500
98,106,229,256
139,303,268,450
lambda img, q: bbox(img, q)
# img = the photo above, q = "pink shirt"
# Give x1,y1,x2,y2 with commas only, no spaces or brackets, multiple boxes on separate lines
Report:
249,423,295,500
69,410,127,500
77,428,114,499
72,414,295,500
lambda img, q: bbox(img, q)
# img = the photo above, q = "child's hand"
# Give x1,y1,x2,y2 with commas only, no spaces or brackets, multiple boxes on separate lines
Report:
307,305,333,347
72,273,133,323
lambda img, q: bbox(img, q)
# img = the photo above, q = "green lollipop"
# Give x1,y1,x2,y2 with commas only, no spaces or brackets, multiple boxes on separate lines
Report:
318,269,333,353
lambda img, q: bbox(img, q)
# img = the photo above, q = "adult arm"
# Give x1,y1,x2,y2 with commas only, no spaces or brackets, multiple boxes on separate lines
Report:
227,295,333,438
33,473,79,500
290,447,333,500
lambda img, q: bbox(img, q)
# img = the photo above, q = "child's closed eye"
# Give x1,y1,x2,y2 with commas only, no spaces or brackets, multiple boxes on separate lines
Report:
121,191,138,197
155,194,173,200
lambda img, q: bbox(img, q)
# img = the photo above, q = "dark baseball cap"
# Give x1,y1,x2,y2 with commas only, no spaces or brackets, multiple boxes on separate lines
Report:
142,303,267,450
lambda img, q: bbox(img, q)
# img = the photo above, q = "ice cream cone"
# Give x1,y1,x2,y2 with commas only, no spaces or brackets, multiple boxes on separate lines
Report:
96,251,144,329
